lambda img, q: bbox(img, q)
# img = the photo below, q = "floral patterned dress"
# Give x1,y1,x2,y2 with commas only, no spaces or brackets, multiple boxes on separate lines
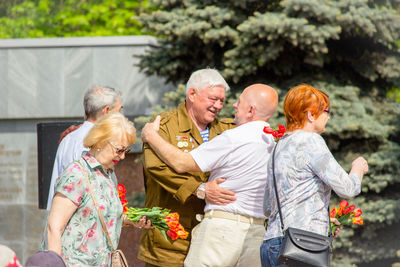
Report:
42,152,123,267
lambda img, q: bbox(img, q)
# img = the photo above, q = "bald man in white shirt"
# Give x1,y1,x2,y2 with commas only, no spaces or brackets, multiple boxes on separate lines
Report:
141,84,279,267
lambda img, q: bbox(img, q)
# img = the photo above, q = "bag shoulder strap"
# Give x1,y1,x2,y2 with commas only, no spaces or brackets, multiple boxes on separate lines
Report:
271,142,333,237
74,161,115,251
271,144,285,230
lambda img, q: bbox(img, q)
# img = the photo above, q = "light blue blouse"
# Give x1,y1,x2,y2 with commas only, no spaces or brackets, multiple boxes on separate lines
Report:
263,130,361,240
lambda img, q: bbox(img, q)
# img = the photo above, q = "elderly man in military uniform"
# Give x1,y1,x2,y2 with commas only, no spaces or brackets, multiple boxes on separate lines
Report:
138,69,236,267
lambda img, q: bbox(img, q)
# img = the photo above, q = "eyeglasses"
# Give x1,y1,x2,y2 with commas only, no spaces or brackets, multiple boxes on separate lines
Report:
323,109,333,117
108,142,131,155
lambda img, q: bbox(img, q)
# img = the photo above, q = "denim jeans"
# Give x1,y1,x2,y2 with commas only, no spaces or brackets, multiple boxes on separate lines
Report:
260,237,288,267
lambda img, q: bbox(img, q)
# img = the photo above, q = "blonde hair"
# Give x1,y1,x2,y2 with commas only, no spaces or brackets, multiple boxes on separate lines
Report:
84,113,136,149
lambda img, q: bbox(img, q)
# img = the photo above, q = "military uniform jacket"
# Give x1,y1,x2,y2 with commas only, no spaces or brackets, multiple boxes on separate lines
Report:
138,102,235,267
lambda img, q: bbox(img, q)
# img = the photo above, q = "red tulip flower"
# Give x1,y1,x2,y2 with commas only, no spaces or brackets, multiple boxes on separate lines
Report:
339,200,349,208
353,208,362,217
167,229,179,240
337,206,343,216
343,205,355,215
263,126,273,134
330,207,337,218
177,230,188,239
352,217,363,225
169,212,179,220
168,221,180,231
117,184,127,196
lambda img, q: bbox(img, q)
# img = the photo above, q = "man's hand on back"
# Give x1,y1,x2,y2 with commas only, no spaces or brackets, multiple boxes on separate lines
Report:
205,178,236,205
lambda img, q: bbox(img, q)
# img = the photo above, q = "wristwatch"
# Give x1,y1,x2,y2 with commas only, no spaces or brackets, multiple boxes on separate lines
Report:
195,183,206,199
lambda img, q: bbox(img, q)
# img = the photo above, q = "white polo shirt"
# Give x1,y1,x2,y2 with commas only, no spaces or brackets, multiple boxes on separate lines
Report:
190,120,275,219
46,121,94,210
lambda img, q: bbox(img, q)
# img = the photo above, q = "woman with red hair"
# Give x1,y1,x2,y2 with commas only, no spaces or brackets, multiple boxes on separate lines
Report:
260,84,369,267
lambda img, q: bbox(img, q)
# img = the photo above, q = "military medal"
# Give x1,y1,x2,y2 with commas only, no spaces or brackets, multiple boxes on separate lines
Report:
189,138,195,148
176,136,194,149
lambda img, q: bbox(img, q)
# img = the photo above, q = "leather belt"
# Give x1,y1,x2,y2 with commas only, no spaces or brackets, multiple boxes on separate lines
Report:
204,210,265,225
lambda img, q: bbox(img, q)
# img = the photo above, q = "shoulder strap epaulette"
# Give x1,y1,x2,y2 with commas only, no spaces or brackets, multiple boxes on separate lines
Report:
158,108,177,126
218,117,235,124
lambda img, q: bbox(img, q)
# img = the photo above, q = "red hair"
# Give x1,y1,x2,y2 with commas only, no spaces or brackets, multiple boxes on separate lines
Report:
283,84,330,131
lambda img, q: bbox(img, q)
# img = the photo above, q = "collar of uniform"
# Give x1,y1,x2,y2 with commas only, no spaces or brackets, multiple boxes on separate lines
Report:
177,101,205,144
81,152,114,176
177,101,195,133
177,101,225,139
208,118,225,136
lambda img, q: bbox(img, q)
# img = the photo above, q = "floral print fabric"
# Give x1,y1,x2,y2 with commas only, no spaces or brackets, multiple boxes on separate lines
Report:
263,131,361,241
42,152,123,267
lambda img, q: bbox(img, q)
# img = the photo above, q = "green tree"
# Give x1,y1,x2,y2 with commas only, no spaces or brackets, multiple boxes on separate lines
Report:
0,0,151,38
137,0,400,266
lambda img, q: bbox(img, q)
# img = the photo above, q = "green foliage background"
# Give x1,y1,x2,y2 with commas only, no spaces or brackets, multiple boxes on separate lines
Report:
137,0,400,266
0,0,152,38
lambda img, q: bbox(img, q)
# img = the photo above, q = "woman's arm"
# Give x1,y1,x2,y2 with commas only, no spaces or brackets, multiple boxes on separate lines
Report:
47,193,78,255
308,134,367,198
349,156,368,183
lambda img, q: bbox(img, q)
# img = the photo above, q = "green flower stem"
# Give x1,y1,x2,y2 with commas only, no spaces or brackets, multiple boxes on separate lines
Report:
126,207,171,239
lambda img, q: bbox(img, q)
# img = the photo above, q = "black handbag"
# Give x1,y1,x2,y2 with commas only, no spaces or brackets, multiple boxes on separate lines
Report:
271,144,333,267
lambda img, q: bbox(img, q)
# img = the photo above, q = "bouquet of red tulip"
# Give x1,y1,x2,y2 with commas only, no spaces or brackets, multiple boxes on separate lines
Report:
117,184,188,240
263,125,286,142
126,207,189,240
117,184,128,214
330,200,363,233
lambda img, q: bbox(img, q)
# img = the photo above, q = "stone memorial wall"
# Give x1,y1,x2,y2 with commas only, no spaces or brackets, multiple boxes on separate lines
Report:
0,131,48,262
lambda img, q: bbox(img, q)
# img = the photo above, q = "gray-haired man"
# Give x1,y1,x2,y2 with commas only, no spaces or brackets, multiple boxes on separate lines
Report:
46,85,123,210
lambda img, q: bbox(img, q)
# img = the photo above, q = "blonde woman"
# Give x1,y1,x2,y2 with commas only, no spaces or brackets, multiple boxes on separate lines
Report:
43,113,151,266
